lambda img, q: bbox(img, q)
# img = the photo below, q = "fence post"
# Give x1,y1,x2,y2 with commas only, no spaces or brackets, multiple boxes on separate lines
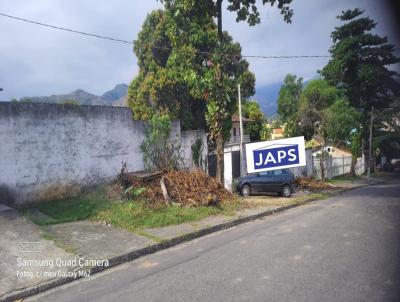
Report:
342,156,345,175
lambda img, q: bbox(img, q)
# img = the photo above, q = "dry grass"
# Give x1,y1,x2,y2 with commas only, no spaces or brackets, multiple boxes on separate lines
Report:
295,177,337,191
245,192,330,208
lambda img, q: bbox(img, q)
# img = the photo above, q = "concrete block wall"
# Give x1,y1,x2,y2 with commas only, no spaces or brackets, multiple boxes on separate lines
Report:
0,102,183,206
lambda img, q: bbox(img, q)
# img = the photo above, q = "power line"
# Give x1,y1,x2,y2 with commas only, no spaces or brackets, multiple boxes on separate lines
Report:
0,12,331,59
244,55,329,59
0,12,134,45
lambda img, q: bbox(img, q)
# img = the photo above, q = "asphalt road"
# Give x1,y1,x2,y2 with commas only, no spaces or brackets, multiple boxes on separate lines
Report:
27,183,400,302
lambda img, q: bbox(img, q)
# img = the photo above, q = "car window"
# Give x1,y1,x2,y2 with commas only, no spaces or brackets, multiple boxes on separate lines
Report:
259,171,273,177
284,169,292,175
273,169,283,176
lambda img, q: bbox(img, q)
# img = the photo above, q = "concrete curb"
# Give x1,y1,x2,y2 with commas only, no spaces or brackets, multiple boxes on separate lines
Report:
1,184,371,302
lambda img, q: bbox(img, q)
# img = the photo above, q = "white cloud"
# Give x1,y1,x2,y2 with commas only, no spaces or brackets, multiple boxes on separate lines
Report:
0,0,398,100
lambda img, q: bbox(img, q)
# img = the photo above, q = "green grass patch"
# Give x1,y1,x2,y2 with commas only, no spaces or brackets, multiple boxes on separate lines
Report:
41,233,54,241
93,200,241,231
25,187,110,225
23,184,243,230
326,174,361,184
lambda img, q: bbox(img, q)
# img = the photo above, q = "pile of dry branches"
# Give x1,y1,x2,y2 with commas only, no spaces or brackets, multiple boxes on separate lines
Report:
121,169,234,207
295,177,336,191
163,170,233,206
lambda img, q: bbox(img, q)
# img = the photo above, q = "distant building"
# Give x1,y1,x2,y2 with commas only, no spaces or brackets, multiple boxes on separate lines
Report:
263,123,285,140
312,145,352,158
209,114,253,190
226,114,252,146
271,127,285,140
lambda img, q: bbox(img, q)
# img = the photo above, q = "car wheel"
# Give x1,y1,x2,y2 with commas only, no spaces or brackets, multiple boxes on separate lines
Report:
241,184,251,197
281,185,292,198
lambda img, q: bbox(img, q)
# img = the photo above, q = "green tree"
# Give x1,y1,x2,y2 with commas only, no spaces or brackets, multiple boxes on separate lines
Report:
277,74,303,123
372,107,400,165
140,113,183,171
271,119,281,129
277,74,303,137
128,9,255,131
298,79,342,181
298,79,338,141
160,0,294,38
322,8,400,168
350,130,362,175
61,99,80,105
160,0,293,183
323,98,361,175
260,122,272,141
324,98,360,147
242,100,264,141
128,9,207,129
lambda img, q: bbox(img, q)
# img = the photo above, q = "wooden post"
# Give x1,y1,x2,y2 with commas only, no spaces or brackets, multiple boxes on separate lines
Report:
160,176,171,205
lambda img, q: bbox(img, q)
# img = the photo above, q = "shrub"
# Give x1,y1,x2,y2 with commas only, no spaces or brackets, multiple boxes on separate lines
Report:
140,113,183,171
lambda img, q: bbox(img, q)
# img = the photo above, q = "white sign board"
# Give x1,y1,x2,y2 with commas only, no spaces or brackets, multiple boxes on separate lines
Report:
245,136,306,173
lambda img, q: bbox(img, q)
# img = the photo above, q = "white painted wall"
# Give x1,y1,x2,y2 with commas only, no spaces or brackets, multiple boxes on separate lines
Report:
224,152,233,191
0,102,182,206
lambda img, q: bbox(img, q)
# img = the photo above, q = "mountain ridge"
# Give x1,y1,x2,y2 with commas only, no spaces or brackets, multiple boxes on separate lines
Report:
15,82,282,117
18,84,129,106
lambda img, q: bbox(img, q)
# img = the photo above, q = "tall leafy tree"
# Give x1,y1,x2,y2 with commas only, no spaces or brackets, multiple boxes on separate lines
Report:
156,0,293,183
128,9,210,130
324,98,360,146
322,8,400,168
298,79,342,181
128,9,255,131
277,74,303,122
260,122,272,141
242,100,264,141
298,79,338,141
350,130,362,174
277,74,303,137
160,0,294,38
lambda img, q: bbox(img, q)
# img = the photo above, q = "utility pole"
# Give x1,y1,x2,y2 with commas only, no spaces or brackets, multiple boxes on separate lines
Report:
367,106,373,180
238,84,245,176
367,106,393,180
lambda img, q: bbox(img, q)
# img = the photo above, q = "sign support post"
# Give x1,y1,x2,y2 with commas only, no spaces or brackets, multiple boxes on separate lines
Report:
238,84,245,176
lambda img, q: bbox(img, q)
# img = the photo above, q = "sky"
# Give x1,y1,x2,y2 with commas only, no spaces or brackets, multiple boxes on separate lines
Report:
0,0,399,102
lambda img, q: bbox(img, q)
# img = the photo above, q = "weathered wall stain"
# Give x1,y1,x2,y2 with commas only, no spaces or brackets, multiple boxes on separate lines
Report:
0,102,184,206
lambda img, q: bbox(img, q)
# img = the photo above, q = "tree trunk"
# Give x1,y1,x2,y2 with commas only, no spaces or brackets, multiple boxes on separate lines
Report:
217,0,223,41
215,133,224,185
350,156,356,176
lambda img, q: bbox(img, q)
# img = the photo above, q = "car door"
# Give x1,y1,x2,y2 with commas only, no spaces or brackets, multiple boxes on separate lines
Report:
254,171,274,193
271,169,285,192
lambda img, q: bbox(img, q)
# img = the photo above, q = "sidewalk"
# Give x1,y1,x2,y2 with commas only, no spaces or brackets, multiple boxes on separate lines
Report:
0,176,382,302
0,204,75,299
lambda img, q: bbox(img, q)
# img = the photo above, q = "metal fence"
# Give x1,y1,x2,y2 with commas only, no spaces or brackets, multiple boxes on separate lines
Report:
313,156,366,180
225,134,250,146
